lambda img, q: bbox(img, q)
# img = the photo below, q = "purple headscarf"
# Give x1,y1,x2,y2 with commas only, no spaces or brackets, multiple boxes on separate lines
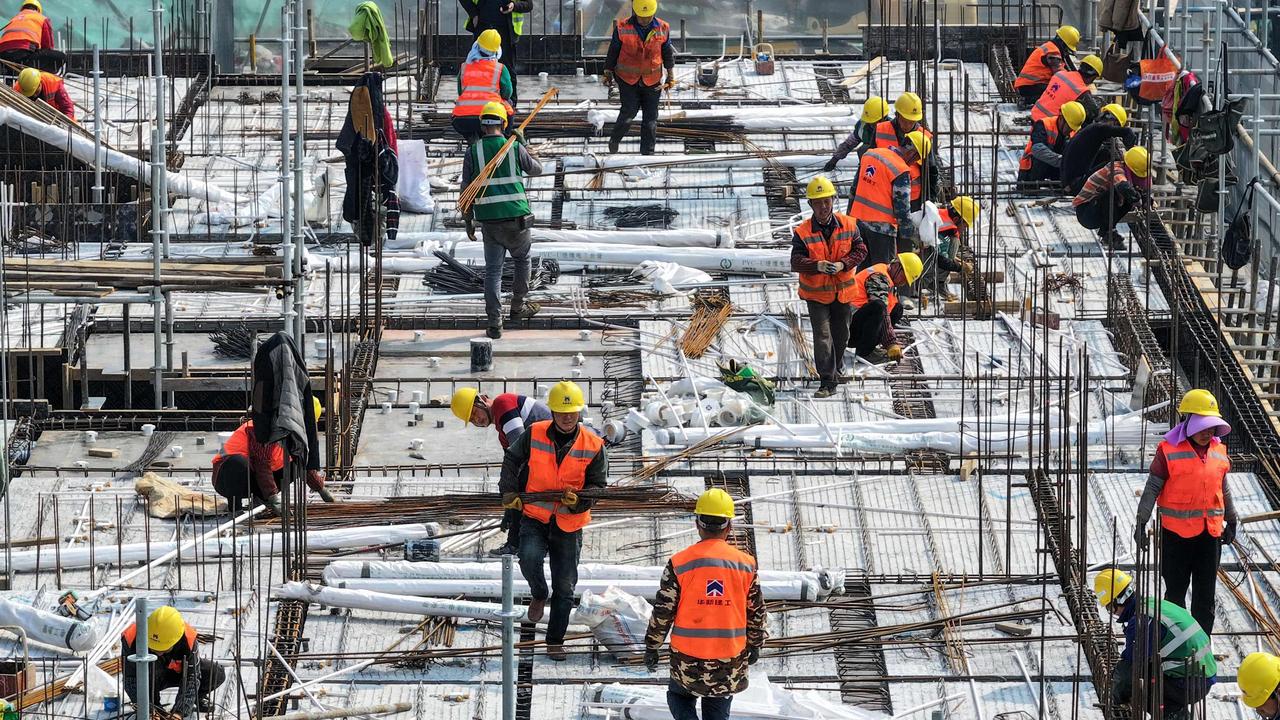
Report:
1163,413,1231,445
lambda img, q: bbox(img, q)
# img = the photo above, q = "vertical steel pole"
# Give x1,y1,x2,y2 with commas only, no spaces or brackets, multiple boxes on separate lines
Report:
91,44,103,206
150,0,166,408
280,3,294,337
130,598,155,719
293,0,307,342
501,553,516,720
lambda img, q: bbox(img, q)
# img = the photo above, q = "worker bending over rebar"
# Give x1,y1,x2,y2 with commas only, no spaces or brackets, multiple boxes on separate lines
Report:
1072,146,1149,248
122,606,225,716
847,253,921,362
212,398,334,515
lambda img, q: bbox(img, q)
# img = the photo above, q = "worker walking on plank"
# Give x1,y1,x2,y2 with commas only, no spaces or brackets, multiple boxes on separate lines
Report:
461,101,543,339
603,0,674,156
0,0,52,64
458,0,530,102
451,387,552,556
644,489,767,720
1094,569,1217,720
874,93,938,210
1061,103,1137,194
791,175,866,398
1014,25,1080,107
1238,652,1280,717
849,142,919,268
848,252,921,361
1133,389,1236,633
1032,55,1103,122
1073,145,1149,248
122,606,225,715
1018,100,1086,183
919,196,977,298
212,398,335,514
451,29,515,142
499,380,608,661
13,67,73,120
823,95,890,171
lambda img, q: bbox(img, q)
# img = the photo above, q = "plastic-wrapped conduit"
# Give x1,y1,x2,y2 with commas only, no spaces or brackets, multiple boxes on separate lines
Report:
0,596,99,651
324,572,831,601
274,581,557,625
394,228,731,249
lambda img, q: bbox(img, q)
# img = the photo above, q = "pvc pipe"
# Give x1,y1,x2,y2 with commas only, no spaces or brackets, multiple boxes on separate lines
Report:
396,228,730,249
0,597,99,651
130,599,155,720
274,581,550,623
323,561,840,590
276,703,412,720
500,554,516,720
325,574,832,602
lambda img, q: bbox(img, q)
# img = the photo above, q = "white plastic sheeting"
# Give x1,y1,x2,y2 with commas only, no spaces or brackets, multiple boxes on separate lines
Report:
560,153,830,171
326,574,832,601
0,596,99,651
632,261,714,294
396,139,436,214
273,581,551,625
397,228,729,248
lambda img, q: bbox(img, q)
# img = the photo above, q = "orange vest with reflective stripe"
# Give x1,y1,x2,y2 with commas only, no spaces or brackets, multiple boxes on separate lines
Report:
796,213,860,304
848,263,899,313
453,59,512,118
1015,41,1062,88
122,622,198,673
851,148,909,226
1019,116,1063,171
523,420,604,532
669,538,756,660
937,207,959,237
873,118,905,149
1138,56,1178,103
614,17,669,86
1032,70,1087,121
1157,439,1229,538
0,9,45,49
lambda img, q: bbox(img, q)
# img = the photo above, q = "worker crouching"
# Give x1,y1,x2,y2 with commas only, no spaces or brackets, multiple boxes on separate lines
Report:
122,606,225,716
848,252,921,361
212,398,334,514
14,67,73,119
1014,25,1079,107
1073,146,1149,248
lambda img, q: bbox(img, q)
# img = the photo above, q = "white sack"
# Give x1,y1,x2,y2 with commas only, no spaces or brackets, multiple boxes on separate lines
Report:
631,261,714,294
911,201,944,248
395,139,436,214
575,587,652,659
0,596,99,651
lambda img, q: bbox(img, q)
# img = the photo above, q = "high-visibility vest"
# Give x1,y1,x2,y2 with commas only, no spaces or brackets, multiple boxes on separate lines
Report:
848,263,899,314
614,17,669,86
453,59,511,118
850,148,909,226
1031,70,1087,122
213,421,284,471
1019,116,1062,171
795,213,860,304
873,118,904,149
875,121,932,203
906,128,932,204
1140,597,1217,678
522,420,604,532
1138,55,1178,103
1157,438,1229,538
470,134,531,222
465,0,524,35
936,207,959,257
122,622,198,673
1014,41,1062,89
0,9,46,49
669,538,756,660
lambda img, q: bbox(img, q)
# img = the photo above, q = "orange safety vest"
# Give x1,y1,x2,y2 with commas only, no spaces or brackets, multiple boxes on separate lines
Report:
848,263,899,313
937,206,959,236
1014,41,1062,89
522,420,604,532
873,118,906,149
1157,438,1230,538
851,148,909,226
795,213,861,304
122,622,198,673
1019,116,1063,171
1031,70,1087,122
669,538,756,660
614,17,669,86
213,421,284,471
453,59,512,118
1138,55,1178,103
0,9,45,49
875,121,932,202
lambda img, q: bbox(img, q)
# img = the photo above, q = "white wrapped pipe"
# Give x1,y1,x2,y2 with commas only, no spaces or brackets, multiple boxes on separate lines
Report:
0,596,99,651
397,228,730,249
560,153,830,171
273,581,556,624
327,577,826,601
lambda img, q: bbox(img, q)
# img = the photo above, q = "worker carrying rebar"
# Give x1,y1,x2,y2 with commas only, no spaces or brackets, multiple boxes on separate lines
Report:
458,0,530,102
1094,569,1217,720
1073,145,1148,248
0,0,52,64
823,95,889,171
1014,25,1080,107
919,196,978,299
791,175,867,398
1060,103,1137,194
848,252,921,361
499,380,607,661
644,489,767,720
1018,100,1085,183
1031,54,1102,122
452,29,515,142
848,136,922,268
122,606,225,716
451,387,552,557
603,0,674,156
1238,652,1280,718
461,100,543,339
212,398,335,515
874,93,938,211
13,66,72,119
1133,389,1236,634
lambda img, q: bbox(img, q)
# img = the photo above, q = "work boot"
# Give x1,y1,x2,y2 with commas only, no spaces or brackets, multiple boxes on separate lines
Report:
509,301,541,322
1105,230,1126,249
486,326,502,340
813,385,836,399
198,697,214,713
640,121,657,155
527,597,546,623
487,543,518,558
546,643,567,661
608,137,621,153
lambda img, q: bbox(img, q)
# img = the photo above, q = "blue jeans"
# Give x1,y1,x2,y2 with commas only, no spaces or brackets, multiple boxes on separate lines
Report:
517,515,581,644
480,218,532,328
667,682,732,720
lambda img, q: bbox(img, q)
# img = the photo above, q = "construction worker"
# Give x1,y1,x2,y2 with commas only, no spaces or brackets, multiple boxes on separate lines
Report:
849,142,919,268
498,380,607,661
13,67,72,119
823,95,890,171
1134,388,1236,634
875,92,938,210
1061,103,1138,194
848,252,921,360
122,606,225,716
458,0,530,102
1238,652,1280,717
0,0,53,65
1094,569,1217,720
1073,145,1148,247
1014,25,1080,107
212,398,335,514
461,101,543,339
451,29,514,142
1018,100,1085,183
791,175,867,398
920,196,977,298
1031,54,1102,122
603,0,674,156
451,387,552,556
644,489,767,720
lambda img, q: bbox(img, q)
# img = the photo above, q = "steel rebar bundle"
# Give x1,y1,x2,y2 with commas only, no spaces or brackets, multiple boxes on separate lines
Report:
422,250,559,295
680,291,733,359
208,323,259,359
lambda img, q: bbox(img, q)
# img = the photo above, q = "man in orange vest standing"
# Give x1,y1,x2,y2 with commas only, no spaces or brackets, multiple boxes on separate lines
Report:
451,29,514,141
1134,389,1236,633
603,0,673,155
1032,55,1102,122
848,252,921,361
499,379,608,661
849,139,920,268
0,0,52,65
1018,100,1085,183
1014,26,1080,107
644,489,767,720
122,606,225,715
14,67,73,119
790,175,866,398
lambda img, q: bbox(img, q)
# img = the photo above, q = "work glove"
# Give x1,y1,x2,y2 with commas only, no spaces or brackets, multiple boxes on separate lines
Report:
501,492,523,511
1120,183,1141,204
465,217,477,242
663,73,676,90
644,649,660,672
1221,519,1237,545
500,2,515,12
264,493,284,516
886,344,903,361
827,261,844,275
747,646,760,665
602,70,615,87
307,468,326,488
317,486,336,503
822,157,839,173
561,489,579,509
1133,524,1149,551
512,129,526,145
959,260,974,276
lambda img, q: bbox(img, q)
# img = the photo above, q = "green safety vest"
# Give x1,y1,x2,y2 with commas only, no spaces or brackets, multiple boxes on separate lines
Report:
1143,597,1216,678
467,0,525,36
470,135,530,222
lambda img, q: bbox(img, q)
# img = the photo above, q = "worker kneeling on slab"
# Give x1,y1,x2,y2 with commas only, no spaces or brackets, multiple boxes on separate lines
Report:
1239,652,1280,718
1018,100,1085,184
1073,146,1149,248
848,252,920,362
602,0,674,155
498,380,607,661
644,489,767,720
1094,569,1216,720
1013,25,1079,107
212,397,335,515
122,606,225,716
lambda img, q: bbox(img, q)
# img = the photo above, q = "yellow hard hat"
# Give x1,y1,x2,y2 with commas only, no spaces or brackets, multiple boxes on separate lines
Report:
21,0,41,12
1239,653,1280,708
950,196,979,227
313,396,324,421
147,606,186,652
1059,101,1086,131
895,91,923,122
1093,568,1132,607
694,488,735,519
451,387,479,424
480,101,508,124
1056,25,1081,51
1124,146,1149,178
860,95,890,124
806,175,837,200
1081,54,1103,77
896,252,923,284
547,380,586,413
1100,103,1129,127
17,67,40,97
477,29,502,53
632,0,657,16
1178,388,1221,417
905,130,931,163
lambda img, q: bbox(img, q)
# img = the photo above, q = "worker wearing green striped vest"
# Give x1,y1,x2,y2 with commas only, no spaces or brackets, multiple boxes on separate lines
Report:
1095,569,1216,720
461,101,543,339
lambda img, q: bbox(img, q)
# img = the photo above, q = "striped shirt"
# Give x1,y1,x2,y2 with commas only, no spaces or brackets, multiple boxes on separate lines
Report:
1073,160,1148,207
490,393,552,449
